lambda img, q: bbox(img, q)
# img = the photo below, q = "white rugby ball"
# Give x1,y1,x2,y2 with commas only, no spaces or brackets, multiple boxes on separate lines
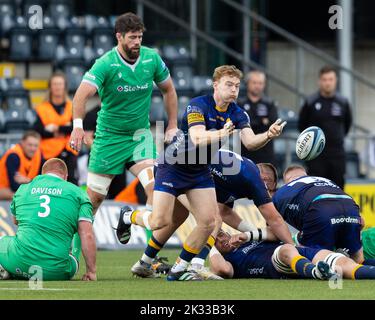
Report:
296,126,326,161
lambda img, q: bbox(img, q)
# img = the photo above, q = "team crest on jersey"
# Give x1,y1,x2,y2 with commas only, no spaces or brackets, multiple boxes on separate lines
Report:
315,102,322,110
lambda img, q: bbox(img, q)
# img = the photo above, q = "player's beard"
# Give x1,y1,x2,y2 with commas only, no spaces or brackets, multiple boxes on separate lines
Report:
123,44,140,60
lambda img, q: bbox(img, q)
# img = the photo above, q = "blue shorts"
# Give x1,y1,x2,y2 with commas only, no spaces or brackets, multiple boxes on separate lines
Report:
227,242,321,279
153,163,215,197
299,199,362,255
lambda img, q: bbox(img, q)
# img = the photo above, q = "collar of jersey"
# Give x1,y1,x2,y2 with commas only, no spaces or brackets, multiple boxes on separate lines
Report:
209,95,231,113
46,173,63,180
115,47,140,72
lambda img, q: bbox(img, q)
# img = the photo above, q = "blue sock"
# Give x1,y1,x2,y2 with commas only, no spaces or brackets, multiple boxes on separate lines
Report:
144,235,164,260
196,235,216,261
353,265,375,279
291,255,316,278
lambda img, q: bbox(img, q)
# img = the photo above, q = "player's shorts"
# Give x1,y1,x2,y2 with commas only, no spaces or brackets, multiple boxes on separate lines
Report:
214,183,236,208
0,236,79,281
89,126,157,175
362,228,375,260
226,242,321,279
299,198,362,255
153,163,215,197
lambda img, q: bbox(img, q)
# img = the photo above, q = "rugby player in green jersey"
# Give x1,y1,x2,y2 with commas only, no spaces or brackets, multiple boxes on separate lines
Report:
69,12,178,216
0,158,96,281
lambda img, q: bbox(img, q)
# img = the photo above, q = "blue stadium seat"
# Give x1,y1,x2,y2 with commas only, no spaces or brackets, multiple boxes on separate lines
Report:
192,76,213,96
58,59,87,93
0,14,15,37
64,27,86,59
4,107,36,133
149,96,166,124
85,15,110,34
48,0,71,20
37,27,61,60
0,0,15,18
92,28,115,53
9,17,33,61
162,45,192,66
4,92,31,110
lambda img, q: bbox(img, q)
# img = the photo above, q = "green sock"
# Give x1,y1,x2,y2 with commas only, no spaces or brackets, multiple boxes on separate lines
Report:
71,233,81,261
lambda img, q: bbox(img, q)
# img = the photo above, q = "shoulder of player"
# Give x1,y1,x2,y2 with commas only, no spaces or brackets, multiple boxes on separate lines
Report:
188,95,210,112
333,92,350,105
305,92,320,106
93,48,116,66
140,46,162,62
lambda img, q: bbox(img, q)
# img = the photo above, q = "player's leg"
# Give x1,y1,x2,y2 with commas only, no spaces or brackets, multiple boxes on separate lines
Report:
272,244,335,280
87,172,114,215
0,236,12,280
128,159,155,206
131,199,189,277
312,249,375,280
167,187,217,281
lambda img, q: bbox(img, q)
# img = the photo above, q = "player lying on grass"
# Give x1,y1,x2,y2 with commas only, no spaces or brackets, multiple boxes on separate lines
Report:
123,149,292,279
260,164,375,266
209,229,375,280
116,66,289,281
0,158,96,281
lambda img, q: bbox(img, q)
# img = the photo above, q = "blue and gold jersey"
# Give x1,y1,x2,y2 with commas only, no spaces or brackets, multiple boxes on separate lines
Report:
210,150,271,207
163,95,250,171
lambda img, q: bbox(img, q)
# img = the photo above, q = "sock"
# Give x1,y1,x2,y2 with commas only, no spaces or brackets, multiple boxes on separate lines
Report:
71,233,81,261
353,265,375,279
122,209,138,225
363,259,375,266
142,235,165,265
290,255,316,278
194,235,216,266
145,229,153,243
171,242,200,273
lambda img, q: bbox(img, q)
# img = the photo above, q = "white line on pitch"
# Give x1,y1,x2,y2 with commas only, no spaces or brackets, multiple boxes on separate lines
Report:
0,288,79,291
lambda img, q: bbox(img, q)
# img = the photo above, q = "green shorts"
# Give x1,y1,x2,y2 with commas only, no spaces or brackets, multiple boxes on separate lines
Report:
0,236,79,281
362,228,375,260
89,127,157,175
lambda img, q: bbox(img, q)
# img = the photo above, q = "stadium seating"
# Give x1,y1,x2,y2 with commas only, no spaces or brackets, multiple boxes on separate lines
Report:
192,76,213,96
149,95,166,124
3,107,36,133
36,16,61,60
48,0,72,21
9,17,33,61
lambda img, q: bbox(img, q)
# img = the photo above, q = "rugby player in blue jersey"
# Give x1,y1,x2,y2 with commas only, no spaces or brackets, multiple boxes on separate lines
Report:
127,149,293,279
269,165,367,264
116,65,291,281
209,229,375,280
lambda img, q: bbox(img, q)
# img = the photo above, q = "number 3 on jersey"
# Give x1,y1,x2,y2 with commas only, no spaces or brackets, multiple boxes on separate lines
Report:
38,195,51,218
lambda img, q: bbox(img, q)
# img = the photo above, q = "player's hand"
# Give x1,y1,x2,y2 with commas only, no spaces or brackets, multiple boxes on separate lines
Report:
82,271,97,281
229,233,248,247
164,125,178,143
267,118,287,139
45,124,58,133
221,121,235,137
14,172,31,184
69,127,87,152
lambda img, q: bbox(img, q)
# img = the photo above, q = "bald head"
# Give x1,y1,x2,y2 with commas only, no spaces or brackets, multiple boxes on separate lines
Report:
283,165,307,184
42,158,68,180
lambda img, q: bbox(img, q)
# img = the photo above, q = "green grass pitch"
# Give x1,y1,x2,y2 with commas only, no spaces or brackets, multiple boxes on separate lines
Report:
0,249,374,300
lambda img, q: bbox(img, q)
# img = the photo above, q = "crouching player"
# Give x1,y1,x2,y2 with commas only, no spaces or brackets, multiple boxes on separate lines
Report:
0,158,96,281
210,230,375,280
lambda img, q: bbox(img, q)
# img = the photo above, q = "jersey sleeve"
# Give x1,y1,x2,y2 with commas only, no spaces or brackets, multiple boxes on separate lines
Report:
78,191,94,223
234,108,251,130
186,102,206,128
245,163,272,207
153,52,170,84
82,58,106,90
10,197,16,216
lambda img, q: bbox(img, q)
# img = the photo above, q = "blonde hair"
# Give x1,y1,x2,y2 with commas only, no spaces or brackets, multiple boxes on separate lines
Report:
212,65,243,82
42,158,68,176
283,164,307,181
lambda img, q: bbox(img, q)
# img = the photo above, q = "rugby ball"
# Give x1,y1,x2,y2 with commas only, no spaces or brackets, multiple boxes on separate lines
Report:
296,126,326,161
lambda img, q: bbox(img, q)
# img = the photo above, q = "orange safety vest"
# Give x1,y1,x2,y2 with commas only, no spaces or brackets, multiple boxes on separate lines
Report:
0,143,42,188
35,100,78,159
115,178,140,204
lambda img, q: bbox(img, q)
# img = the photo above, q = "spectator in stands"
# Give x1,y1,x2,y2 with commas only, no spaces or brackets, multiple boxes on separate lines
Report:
82,105,127,199
0,131,43,200
298,66,352,189
239,70,279,167
34,71,78,184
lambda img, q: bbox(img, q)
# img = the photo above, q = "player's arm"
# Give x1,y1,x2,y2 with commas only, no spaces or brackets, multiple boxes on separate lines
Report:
258,202,293,244
240,118,286,151
157,78,178,142
78,220,97,281
189,123,234,147
70,82,97,152
209,247,234,279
